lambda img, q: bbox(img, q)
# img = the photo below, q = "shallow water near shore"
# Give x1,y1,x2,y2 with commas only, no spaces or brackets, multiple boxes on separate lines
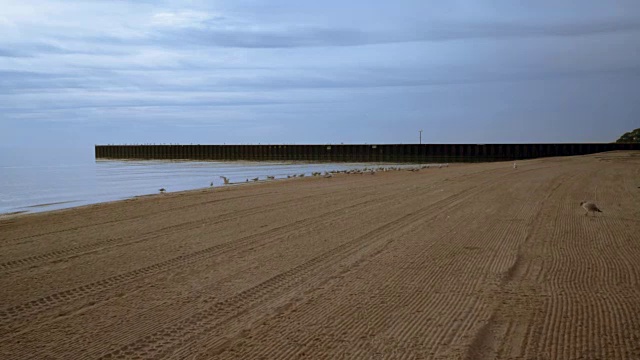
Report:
0,147,415,215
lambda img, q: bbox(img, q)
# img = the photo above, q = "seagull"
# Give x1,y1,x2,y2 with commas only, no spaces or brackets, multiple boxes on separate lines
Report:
267,175,275,180
580,201,602,216
159,188,166,193
513,162,517,169
220,176,230,185
252,177,259,182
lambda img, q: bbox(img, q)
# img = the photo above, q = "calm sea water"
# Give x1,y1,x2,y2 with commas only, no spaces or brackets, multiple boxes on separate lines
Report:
0,147,410,215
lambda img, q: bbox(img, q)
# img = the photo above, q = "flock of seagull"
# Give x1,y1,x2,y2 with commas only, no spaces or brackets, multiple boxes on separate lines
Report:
251,164,450,183
157,162,604,217
158,164,450,194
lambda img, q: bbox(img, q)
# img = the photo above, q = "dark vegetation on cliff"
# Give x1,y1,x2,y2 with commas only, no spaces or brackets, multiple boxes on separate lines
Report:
616,128,640,143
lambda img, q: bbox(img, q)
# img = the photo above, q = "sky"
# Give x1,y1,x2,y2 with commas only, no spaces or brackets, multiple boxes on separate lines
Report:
1,0,639,149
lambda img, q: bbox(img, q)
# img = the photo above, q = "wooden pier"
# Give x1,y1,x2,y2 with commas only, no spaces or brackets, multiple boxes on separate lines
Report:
95,143,639,162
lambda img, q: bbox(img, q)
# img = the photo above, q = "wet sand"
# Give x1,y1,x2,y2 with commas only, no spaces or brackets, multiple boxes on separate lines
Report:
1,152,639,359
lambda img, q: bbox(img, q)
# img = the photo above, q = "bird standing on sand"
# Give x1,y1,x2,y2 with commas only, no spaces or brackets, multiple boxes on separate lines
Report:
513,162,517,169
580,201,602,216
159,188,166,193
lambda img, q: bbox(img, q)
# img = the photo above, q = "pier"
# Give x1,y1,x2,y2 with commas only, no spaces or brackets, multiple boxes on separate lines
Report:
95,143,639,162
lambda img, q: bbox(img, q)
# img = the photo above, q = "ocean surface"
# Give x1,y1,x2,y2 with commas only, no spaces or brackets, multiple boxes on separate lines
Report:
0,147,411,215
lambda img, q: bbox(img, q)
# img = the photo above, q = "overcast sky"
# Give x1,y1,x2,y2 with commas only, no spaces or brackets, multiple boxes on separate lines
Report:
1,0,639,148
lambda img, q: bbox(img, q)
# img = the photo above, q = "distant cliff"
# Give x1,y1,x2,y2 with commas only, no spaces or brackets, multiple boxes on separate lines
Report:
616,128,640,143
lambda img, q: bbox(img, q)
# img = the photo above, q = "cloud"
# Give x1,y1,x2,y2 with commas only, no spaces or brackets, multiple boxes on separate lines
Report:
0,43,72,57
150,10,225,28
1,1,639,145
436,18,640,40
153,26,370,48
87,16,640,49
0,48,26,58
0,42,133,58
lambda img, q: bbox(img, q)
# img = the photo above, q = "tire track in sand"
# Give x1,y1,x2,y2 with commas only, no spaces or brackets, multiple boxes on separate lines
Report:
0,189,408,339
10,183,424,356
464,171,578,359
144,166,559,359
194,168,547,359
0,185,373,274
93,178,494,360
532,166,640,360
258,175,547,359
0,191,275,247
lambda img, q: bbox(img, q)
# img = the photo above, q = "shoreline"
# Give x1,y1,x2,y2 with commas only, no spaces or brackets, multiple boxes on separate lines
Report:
0,162,442,219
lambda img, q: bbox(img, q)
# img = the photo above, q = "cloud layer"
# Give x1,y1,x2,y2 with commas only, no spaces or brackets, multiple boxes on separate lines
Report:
1,0,639,147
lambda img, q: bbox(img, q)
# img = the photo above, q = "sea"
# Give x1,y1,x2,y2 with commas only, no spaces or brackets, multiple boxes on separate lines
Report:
0,147,412,215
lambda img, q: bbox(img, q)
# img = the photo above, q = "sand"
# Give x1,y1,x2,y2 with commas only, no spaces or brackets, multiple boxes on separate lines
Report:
1,152,639,359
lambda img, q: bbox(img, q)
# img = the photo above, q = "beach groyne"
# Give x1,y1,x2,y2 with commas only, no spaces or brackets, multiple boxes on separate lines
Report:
95,143,640,162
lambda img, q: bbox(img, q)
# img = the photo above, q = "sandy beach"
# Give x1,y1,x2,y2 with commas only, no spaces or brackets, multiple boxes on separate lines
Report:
1,152,639,359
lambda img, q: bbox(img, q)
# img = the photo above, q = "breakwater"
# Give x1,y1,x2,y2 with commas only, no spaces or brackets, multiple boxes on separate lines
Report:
95,143,639,162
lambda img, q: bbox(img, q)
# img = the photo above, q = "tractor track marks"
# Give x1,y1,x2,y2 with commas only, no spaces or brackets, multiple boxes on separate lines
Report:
0,186,421,341
531,166,640,360
0,191,277,247
0,197,375,331
463,171,583,360
213,171,539,359
92,174,497,359
0,186,370,273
